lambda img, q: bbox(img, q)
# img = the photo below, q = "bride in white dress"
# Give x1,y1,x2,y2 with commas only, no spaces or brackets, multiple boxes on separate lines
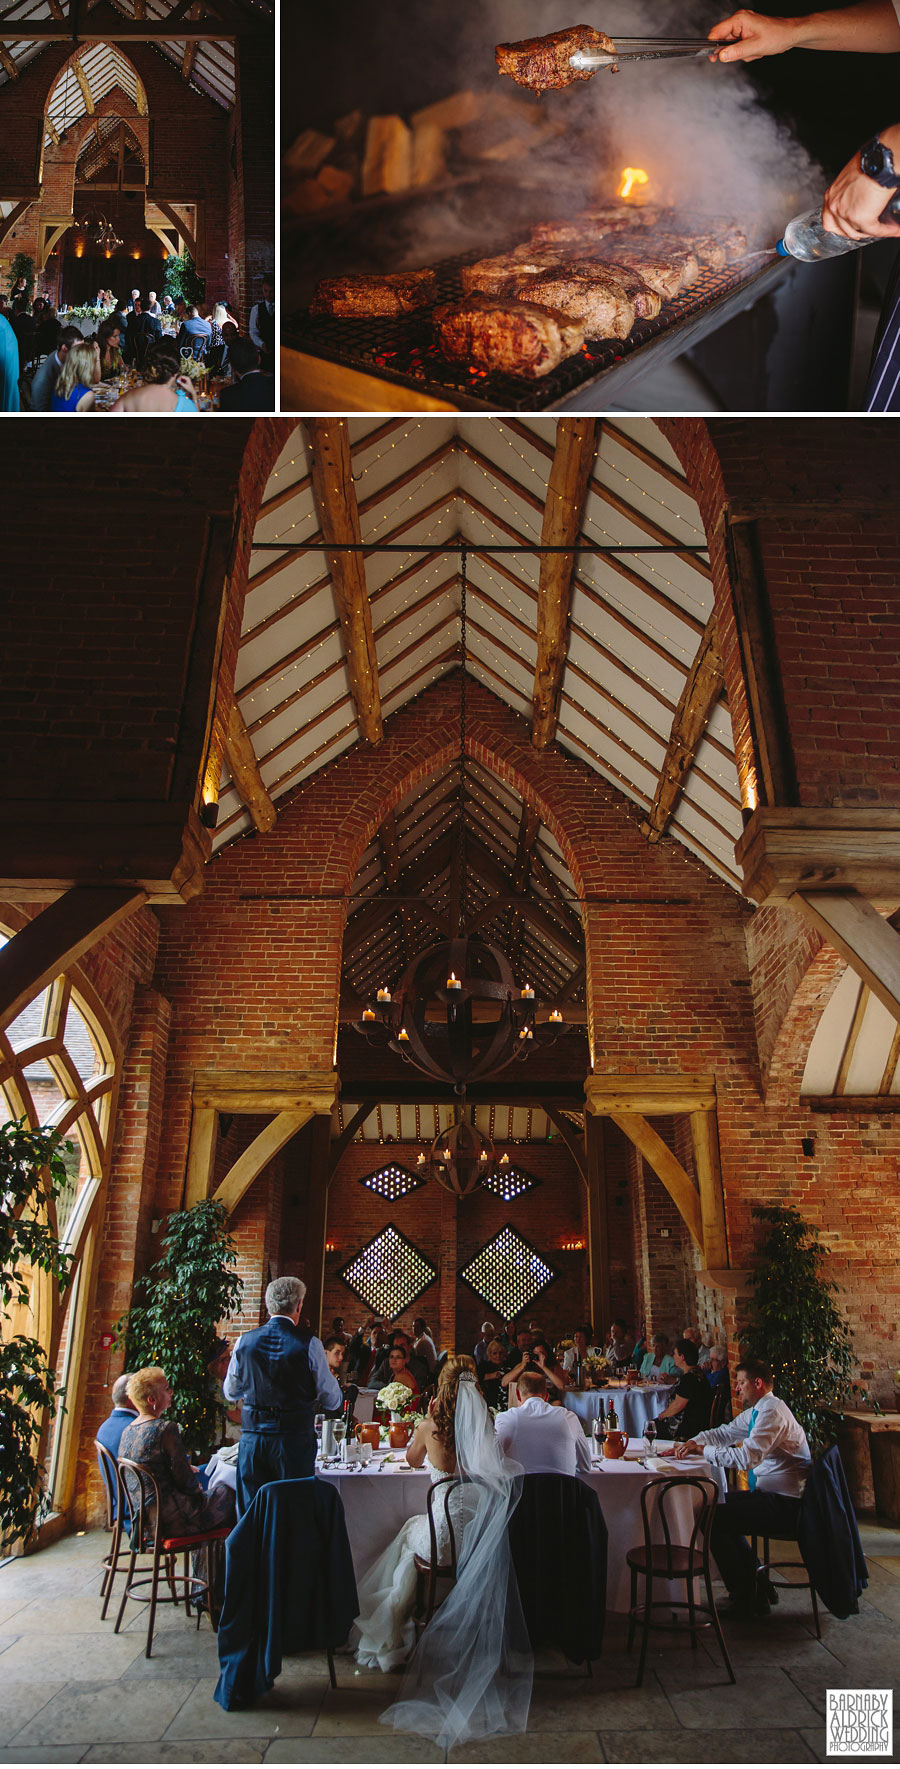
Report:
353,1356,534,1751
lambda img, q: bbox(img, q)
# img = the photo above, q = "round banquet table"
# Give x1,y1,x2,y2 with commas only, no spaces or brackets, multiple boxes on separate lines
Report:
316,1445,725,1612
564,1383,671,1438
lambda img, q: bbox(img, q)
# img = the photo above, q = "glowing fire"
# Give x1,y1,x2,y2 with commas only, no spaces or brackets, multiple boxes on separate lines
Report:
619,166,650,202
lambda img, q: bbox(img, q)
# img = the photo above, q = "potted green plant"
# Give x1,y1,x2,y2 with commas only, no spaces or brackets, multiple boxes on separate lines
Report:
163,250,206,309
740,1203,855,1452
0,1120,73,1553
116,1199,242,1455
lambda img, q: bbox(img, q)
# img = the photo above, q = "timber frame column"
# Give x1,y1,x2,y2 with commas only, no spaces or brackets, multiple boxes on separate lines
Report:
304,1114,332,1336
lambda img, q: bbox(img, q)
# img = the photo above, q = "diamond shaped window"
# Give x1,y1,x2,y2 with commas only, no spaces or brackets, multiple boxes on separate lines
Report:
481,1163,539,1203
360,1162,425,1202
459,1225,557,1319
339,1225,437,1320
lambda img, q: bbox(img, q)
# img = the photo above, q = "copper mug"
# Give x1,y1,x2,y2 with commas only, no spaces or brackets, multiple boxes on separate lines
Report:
357,1422,380,1450
602,1429,630,1459
389,1419,411,1449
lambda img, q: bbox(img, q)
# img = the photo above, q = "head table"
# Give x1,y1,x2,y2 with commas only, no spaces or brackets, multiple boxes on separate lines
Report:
315,1443,726,1613
564,1382,672,1438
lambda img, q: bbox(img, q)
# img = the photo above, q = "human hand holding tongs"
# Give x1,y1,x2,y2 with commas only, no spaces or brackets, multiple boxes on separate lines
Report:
570,36,738,69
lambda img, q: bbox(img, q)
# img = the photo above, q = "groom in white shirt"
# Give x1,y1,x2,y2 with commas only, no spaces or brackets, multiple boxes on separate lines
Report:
495,1371,592,1476
671,1353,811,1619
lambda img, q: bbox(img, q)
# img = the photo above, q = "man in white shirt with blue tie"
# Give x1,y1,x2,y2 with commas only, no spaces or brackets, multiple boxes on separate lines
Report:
671,1354,811,1619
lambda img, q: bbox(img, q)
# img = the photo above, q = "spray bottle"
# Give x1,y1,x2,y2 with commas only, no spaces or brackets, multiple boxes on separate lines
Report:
778,191,900,261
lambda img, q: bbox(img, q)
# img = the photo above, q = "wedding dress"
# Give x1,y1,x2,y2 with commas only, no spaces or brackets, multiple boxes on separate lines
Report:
352,1458,473,1673
379,1375,534,1751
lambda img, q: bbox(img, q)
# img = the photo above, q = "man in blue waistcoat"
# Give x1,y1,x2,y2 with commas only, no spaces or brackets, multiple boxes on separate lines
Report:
224,1275,343,1517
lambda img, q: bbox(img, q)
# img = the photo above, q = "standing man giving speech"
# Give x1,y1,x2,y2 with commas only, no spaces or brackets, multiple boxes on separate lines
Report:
709,1,900,407
224,1274,342,1515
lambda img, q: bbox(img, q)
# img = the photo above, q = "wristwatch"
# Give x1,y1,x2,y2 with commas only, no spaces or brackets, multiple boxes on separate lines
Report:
859,136,900,189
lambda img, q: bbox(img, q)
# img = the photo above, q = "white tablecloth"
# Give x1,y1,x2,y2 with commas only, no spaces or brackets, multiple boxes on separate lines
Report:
564,1385,671,1438
317,1446,724,1612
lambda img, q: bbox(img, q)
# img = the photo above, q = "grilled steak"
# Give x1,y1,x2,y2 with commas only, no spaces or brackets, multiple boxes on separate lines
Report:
509,267,636,340
461,253,563,295
575,259,661,319
496,25,617,92
605,243,700,299
434,294,585,378
528,217,633,249
310,270,438,317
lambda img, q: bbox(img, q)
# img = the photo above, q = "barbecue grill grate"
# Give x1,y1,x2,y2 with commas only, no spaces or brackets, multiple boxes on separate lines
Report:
284,246,780,412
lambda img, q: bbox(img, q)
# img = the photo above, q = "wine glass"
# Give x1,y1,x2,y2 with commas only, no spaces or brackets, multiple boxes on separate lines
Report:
314,1414,324,1460
645,1418,658,1455
333,1417,347,1459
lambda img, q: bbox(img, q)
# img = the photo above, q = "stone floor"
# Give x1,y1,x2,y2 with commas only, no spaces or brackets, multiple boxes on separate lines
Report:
0,1522,898,1765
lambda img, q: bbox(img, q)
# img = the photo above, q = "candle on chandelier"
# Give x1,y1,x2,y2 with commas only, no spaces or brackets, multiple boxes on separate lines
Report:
398,1027,409,1041
377,987,391,1002
417,1152,426,1165
362,1008,376,1022
499,1153,510,1166
479,1149,488,1161
447,972,462,990
549,1009,563,1023
520,984,534,999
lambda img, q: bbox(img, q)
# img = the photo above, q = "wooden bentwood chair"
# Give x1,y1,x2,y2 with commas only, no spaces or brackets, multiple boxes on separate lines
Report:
95,1440,142,1621
114,1457,231,1658
626,1475,735,1687
751,1529,821,1637
412,1476,461,1632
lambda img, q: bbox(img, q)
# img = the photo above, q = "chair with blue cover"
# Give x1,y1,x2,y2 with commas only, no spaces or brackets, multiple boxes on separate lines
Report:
214,1477,359,1711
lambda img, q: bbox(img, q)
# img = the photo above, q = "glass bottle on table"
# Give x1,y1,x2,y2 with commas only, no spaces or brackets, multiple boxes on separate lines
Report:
606,1400,619,1432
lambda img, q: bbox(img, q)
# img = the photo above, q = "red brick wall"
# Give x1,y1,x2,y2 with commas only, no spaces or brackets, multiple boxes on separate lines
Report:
659,418,900,807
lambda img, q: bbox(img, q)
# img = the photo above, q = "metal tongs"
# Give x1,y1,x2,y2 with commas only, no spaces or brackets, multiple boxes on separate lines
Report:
570,37,737,68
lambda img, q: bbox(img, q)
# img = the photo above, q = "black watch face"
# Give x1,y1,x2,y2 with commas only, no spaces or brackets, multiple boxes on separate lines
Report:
861,140,897,185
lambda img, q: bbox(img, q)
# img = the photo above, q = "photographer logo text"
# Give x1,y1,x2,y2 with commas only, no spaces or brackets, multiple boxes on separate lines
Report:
827,1690,893,1756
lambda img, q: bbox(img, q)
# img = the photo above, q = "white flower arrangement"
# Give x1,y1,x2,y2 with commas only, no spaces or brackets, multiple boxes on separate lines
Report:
377,1381,416,1413
61,303,109,321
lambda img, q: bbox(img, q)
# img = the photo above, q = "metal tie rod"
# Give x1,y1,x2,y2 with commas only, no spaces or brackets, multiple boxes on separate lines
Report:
250,541,709,555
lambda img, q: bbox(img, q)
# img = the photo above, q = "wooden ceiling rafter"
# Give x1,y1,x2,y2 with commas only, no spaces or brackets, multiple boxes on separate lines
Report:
73,53,94,112
304,419,383,746
640,611,726,844
532,418,600,752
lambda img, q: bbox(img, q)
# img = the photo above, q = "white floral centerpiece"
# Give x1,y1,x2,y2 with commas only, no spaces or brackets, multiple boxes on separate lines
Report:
377,1381,417,1420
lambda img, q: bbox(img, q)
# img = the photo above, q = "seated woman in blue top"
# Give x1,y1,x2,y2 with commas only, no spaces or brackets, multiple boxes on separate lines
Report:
640,1332,678,1379
51,338,100,412
110,338,201,413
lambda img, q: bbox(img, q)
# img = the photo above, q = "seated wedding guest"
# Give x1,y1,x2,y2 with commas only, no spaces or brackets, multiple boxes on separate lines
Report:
604,1318,634,1364
223,1274,342,1515
684,1324,712,1366
478,1336,508,1410
495,1369,591,1475
412,1316,438,1374
640,1333,678,1380
390,1330,430,1390
654,1337,713,1440
118,1366,235,1538
322,1334,347,1379
530,1336,570,1399
97,317,124,379
345,1321,379,1384
706,1345,730,1388
216,319,239,374
499,1326,537,1399
381,1342,420,1398
176,304,212,359
473,1320,496,1366
146,289,162,317
33,299,58,358
0,310,19,411
51,338,100,412
126,287,140,312
162,293,176,315
110,340,201,413
354,1357,485,1671
561,1326,599,1375
97,1372,138,1460
30,324,81,411
217,335,275,410
123,296,161,368
670,1355,812,1619
11,297,36,372
632,1320,648,1363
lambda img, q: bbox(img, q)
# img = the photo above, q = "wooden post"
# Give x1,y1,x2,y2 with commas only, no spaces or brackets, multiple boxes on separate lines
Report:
585,1112,610,1338
690,1108,729,1271
304,1114,332,1337
184,1107,218,1208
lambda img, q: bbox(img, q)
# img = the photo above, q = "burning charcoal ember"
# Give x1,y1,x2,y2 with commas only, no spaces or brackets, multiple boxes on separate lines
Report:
496,25,617,92
311,270,438,317
508,267,636,340
362,115,413,196
434,293,585,377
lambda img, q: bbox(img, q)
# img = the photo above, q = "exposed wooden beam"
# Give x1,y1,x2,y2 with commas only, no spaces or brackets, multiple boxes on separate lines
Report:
329,1102,375,1174
0,199,34,251
793,890,900,1023
542,1103,586,1183
532,418,600,750
134,0,147,15
213,1103,333,1215
512,802,541,894
0,887,146,1033
47,0,65,17
834,981,869,1095
184,1106,218,1208
690,1108,730,1270
182,38,198,78
135,76,147,116
585,1073,717,1115
0,42,18,77
46,118,60,144
878,1017,900,1095
304,419,383,745
641,612,725,842
73,56,94,115
724,514,797,808
224,700,277,835
0,18,259,38
609,1111,704,1251
806,1094,900,1113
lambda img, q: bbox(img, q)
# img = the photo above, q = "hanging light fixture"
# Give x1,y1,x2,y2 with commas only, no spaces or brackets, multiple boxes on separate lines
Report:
352,546,573,1108
74,210,123,250
416,1114,494,1198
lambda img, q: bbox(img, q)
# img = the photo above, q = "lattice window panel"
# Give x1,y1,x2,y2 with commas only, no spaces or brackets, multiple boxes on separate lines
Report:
360,1162,425,1202
481,1163,540,1203
339,1225,437,1319
459,1225,557,1319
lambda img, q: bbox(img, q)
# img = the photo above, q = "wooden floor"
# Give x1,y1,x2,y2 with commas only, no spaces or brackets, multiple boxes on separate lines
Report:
0,1522,898,1764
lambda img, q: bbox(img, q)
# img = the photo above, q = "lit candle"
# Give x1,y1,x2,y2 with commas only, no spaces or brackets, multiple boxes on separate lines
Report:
525,1027,534,1040
479,1149,488,1161
447,971,461,990
549,1009,563,1023
520,983,534,999
377,987,391,1002
499,1153,510,1166
417,1152,426,1165
362,1008,376,1022
398,1027,409,1042
518,1028,528,1040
